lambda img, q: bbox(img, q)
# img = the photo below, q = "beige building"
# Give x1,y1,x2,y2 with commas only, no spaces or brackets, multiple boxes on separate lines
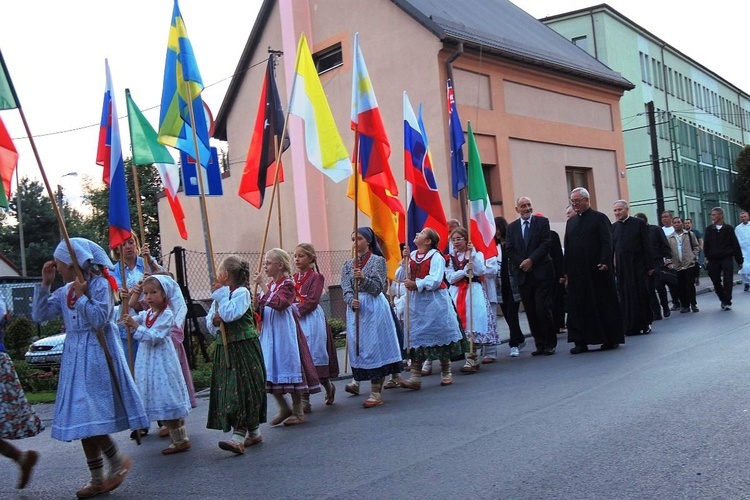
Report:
159,0,633,280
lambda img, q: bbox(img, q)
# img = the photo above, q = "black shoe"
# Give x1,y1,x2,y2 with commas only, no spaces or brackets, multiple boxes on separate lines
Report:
600,343,619,351
670,305,681,311
662,307,671,318
643,325,652,334
570,345,589,354
544,348,556,356
745,284,749,292
691,305,699,313
531,349,545,356
680,307,690,313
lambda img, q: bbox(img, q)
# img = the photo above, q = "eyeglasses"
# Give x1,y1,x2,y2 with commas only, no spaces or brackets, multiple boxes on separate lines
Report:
569,198,587,204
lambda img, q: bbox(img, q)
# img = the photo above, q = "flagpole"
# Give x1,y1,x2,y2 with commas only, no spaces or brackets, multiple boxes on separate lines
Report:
403,178,410,354
352,127,360,358
466,121,474,357
14,102,140,445
15,171,26,276
130,164,150,275
118,251,135,376
183,82,229,367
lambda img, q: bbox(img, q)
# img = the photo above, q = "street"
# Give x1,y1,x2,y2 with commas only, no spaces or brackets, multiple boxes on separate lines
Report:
4,286,750,499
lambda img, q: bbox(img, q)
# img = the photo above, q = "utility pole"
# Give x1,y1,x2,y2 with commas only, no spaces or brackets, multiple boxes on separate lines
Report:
15,173,26,276
647,101,665,220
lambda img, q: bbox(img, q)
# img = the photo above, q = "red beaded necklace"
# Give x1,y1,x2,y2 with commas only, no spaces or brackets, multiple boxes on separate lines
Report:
145,308,164,328
66,287,80,310
294,270,313,304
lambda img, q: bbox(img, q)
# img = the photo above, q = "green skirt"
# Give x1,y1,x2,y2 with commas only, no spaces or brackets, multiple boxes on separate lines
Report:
206,338,267,432
406,337,468,363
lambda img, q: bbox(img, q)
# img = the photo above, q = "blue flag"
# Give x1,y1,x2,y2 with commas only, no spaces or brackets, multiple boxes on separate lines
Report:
447,79,466,199
181,147,223,196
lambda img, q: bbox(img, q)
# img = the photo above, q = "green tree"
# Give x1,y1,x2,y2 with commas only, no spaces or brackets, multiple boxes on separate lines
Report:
82,158,164,258
733,145,750,210
0,178,92,276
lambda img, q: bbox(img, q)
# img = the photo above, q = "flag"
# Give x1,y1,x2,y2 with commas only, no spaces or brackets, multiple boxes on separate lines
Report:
125,89,188,240
157,0,211,168
348,33,404,277
403,92,448,251
181,148,223,196
288,33,351,183
0,116,17,208
239,54,288,208
95,60,131,249
447,78,466,199
467,122,497,258
0,50,19,110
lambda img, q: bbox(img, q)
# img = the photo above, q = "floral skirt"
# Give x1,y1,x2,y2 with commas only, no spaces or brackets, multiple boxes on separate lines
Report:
406,338,468,363
0,352,44,440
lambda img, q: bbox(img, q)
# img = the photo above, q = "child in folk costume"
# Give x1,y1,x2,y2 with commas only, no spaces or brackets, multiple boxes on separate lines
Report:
383,275,409,389
1,330,43,489
445,227,499,374
293,244,339,413
127,274,197,440
206,256,267,455
254,249,321,426
32,238,147,499
396,228,466,388
121,275,192,455
341,228,403,408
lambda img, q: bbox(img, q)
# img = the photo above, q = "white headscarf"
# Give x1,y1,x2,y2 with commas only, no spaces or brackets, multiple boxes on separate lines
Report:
149,274,187,326
54,238,114,270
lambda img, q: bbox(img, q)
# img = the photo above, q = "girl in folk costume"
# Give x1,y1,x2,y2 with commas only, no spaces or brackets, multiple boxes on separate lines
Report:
111,233,162,362
445,227,499,374
293,244,339,413
341,228,403,408
383,270,409,389
32,238,147,499
1,327,43,489
397,228,466,388
127,273,197,440
121,275,192,455
254,249,321,426
206,256,266,455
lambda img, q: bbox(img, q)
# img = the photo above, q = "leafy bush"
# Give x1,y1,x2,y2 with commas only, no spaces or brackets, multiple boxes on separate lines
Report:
327,318,346,336
4,317,35,359
13,360,59,393
191,363,213,391
38,318,64,338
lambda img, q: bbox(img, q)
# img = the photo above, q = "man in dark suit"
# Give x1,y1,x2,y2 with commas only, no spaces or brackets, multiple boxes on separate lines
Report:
506,196,557,355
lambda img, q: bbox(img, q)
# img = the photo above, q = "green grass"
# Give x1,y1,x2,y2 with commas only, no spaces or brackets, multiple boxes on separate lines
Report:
26,391,56,404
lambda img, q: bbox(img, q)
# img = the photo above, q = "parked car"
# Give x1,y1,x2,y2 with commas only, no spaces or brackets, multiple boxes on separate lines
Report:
25,333,65,368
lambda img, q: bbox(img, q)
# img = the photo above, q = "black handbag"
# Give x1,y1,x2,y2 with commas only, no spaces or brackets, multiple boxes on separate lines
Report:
657,266,678,287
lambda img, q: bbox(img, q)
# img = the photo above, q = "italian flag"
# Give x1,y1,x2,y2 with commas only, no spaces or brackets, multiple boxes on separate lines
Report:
467,122,497,258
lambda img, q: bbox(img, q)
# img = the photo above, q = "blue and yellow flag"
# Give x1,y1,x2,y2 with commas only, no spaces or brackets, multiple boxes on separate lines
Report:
157,0,211,166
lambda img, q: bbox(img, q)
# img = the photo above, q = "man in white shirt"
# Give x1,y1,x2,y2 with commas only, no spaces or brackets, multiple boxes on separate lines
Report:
735,210,750,292
660,210,681,310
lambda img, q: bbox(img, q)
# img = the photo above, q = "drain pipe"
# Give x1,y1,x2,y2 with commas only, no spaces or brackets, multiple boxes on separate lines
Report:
445,42,468,228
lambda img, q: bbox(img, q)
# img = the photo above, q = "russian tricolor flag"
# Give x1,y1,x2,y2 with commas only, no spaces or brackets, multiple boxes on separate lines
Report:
95,59,131,249
404,92,448,251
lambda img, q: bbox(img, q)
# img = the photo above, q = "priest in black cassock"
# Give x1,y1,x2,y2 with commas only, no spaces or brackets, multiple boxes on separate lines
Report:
563,188,623,354
612,200,654,336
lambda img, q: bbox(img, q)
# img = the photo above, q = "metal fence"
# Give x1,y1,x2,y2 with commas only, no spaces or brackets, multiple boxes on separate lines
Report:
163,246,352,321
0,277,44,319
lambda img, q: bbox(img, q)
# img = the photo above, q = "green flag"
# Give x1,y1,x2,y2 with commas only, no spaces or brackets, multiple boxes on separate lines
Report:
466,121,497,258
125,89,174,165
0,50,19,110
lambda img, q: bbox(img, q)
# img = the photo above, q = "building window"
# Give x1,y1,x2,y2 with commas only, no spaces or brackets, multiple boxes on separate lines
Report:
313,43,343,75
572,35,588,52
566,167,591,197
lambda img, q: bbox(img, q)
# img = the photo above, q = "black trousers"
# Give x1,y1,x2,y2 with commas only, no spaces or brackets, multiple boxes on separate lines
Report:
676,268,697,308
519,275,556,351
499,293,525,348
649,272,669,317
707,256,735,304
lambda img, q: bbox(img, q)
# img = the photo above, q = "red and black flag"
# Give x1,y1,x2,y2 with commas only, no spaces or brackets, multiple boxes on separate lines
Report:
239,53,289,208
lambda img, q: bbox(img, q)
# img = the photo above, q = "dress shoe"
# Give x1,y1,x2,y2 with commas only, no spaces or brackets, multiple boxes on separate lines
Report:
544,348,556,355
662,307,671,318
670,304,681,311
691,305,699,313
600,343,619,351
643,325,652,334
530,349,546,356
570,345,589,354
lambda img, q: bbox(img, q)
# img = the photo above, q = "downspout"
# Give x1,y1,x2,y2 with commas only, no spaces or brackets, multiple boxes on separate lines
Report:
588,9,598,60
659,43,681,214
445,42,468,228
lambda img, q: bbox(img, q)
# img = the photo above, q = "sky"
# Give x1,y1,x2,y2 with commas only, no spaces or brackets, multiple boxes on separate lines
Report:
1,0,748,212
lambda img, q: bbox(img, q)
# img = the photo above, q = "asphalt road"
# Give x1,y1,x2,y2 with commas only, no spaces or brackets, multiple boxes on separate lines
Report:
4,286,750,499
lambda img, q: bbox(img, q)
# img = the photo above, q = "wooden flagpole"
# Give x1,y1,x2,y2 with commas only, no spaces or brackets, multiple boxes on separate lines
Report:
183,82,229,367
352,127,361,358
15,104,140,445
118,252,135,376
130,164,150,275
403,178,411,353
466,122,474,357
